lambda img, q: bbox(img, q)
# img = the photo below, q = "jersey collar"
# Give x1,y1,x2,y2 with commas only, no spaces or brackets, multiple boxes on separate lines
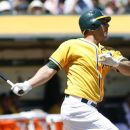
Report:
79,38,99,48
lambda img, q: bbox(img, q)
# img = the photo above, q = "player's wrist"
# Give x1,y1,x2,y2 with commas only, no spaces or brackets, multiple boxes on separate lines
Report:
23,81,32,91
112,58,120,68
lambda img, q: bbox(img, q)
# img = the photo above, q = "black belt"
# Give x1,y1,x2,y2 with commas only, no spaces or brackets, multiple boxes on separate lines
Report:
65,94,97,108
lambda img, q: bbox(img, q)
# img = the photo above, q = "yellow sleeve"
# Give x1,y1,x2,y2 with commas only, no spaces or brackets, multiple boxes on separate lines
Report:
110,49,126,61
49,41,72,69
100,44,126,61
100,45,126,72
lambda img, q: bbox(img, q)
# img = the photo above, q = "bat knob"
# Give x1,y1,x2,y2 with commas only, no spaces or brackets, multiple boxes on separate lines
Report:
18,90,24,94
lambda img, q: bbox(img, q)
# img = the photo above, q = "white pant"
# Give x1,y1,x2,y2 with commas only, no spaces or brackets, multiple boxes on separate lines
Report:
116,123,130,130
61,95,119,130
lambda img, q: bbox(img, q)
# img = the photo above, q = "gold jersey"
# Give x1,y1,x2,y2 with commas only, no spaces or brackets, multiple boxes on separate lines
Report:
49,38,124,102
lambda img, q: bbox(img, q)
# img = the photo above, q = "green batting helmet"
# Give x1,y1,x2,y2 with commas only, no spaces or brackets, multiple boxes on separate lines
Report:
79,9,111,32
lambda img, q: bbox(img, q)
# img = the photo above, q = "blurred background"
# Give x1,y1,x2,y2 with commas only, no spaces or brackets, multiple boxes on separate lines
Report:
0,0,130,130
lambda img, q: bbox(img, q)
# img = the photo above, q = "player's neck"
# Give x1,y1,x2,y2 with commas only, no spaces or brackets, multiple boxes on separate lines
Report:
84,36,99,46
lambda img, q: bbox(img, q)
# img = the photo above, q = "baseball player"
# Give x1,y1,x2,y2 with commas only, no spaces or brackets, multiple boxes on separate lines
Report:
12,9,130,130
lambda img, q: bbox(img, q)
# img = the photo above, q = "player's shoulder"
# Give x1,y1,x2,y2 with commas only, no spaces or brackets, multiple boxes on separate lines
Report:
61,38,79,46
64,38,79,43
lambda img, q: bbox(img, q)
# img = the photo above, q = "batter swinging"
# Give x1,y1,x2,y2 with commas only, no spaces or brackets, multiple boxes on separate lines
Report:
12,9,130,130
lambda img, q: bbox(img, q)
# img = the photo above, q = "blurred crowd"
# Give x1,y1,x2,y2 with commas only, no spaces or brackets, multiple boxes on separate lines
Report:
0,91,20,115
0,0,130,15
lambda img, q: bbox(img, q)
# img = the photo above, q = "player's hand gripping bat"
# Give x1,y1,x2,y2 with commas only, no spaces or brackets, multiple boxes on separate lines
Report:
0,72,24,94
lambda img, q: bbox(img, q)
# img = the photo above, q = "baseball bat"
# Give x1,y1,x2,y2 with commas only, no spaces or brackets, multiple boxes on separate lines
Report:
0,72,24,94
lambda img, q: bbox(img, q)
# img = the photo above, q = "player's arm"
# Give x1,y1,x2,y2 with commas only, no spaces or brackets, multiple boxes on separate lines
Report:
12,41,71,96
116,60,130,76
12,60,60,96
28,66,56,88
99,53,130,76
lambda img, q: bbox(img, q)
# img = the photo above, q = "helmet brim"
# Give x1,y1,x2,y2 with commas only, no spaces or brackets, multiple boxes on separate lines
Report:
96,16,111,23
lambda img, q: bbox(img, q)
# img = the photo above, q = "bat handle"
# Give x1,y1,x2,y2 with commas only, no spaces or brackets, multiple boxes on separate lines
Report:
18,89,24,94
7,80,24,95
7,80,15,87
